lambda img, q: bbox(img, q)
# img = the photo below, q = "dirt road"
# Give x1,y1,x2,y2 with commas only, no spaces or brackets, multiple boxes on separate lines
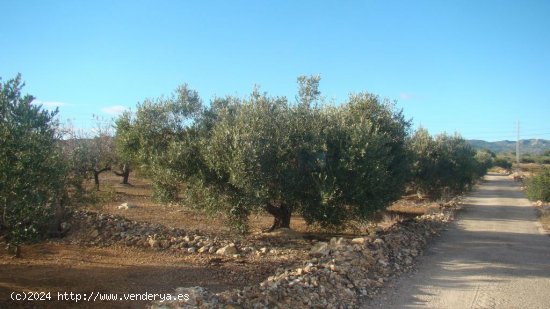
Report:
366,173,550,308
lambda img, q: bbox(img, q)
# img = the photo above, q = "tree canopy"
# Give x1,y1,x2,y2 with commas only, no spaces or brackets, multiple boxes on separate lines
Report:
116,76,412,232
0,74,67,245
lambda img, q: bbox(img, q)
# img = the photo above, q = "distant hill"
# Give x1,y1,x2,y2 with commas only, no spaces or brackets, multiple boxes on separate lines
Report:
468,139,550,155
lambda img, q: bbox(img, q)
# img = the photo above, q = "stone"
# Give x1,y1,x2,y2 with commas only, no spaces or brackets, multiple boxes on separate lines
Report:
90,229,99,238
310,242,329,257
117,202,136,210
160,240,170,249
78,197,459,309
148,238,159,248
329,237,347,248
198,246,210,253
216,244,238,256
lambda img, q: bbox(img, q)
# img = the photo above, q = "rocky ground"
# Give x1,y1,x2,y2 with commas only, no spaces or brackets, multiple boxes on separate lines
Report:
1,173,461,308
70,209,308,259
147,200,461,309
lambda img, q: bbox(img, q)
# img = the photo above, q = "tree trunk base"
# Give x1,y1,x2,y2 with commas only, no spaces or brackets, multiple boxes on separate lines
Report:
7,244,21,258
265,202,291,232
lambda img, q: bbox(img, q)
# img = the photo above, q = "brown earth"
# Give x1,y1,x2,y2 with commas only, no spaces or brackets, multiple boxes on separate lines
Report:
0,242,286,308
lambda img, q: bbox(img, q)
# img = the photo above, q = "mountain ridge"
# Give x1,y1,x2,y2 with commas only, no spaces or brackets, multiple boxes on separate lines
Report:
468,139,550,155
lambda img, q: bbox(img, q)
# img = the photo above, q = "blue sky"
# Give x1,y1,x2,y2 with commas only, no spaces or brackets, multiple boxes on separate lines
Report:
1,0,549,141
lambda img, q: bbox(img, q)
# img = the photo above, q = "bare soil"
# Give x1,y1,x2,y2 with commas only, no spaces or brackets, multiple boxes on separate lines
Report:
0,242,289,308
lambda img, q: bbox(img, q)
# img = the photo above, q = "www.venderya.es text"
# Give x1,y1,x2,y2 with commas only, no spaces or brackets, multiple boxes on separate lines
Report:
11,291,189,303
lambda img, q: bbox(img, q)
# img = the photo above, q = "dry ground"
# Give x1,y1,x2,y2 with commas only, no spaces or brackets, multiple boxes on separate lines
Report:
1,172,441,308
0,242,280,308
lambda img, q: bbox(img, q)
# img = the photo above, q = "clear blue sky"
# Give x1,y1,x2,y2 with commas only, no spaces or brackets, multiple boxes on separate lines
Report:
1,0,549,141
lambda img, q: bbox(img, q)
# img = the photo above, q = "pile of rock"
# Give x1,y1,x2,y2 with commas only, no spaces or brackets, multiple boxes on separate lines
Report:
71,211,250,257
70,211,304,260
534,200,549,208
151,209,456,308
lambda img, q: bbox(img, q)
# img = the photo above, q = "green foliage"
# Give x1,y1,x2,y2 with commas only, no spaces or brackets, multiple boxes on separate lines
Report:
310,93,410,227
114,111,140,166
474,149,494,177
115,76,411,232
408,128,481,199
521,155,536,164
0,75,67,245
194,79,410,231
114,84,203,202
494,157,513,169
62,137,94,196
525,168,550,202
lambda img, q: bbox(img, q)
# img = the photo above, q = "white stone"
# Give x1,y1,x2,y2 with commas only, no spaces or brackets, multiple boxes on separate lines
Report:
310,242,329,257
216,244,238,256
117,202,137,210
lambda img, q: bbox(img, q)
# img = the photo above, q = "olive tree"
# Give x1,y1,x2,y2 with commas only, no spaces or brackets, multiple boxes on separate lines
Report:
474,149,494,178
113,111,138,185
114,84,202,202
117,76,410,233
312,93,410,227
408,128,482,199
197,86,322,231
189,77,409,231
0,75,67,247
61,116,116,191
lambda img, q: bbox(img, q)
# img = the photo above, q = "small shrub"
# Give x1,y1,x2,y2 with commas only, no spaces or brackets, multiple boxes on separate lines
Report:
474,149,494,177
526,168,550,202
494,157,512,170
535,156,550,165
522,157,536,164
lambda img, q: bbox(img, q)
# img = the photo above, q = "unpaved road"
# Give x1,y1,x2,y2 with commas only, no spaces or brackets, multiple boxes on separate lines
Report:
366,173,550,309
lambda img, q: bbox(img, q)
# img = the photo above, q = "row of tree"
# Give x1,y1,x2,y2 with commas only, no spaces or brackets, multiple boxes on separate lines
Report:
115,76,490,233
1,75,491,246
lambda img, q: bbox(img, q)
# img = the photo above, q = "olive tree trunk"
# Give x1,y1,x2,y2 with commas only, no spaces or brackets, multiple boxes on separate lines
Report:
113,164,131,185
93,166,111,191
265,202,291,231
